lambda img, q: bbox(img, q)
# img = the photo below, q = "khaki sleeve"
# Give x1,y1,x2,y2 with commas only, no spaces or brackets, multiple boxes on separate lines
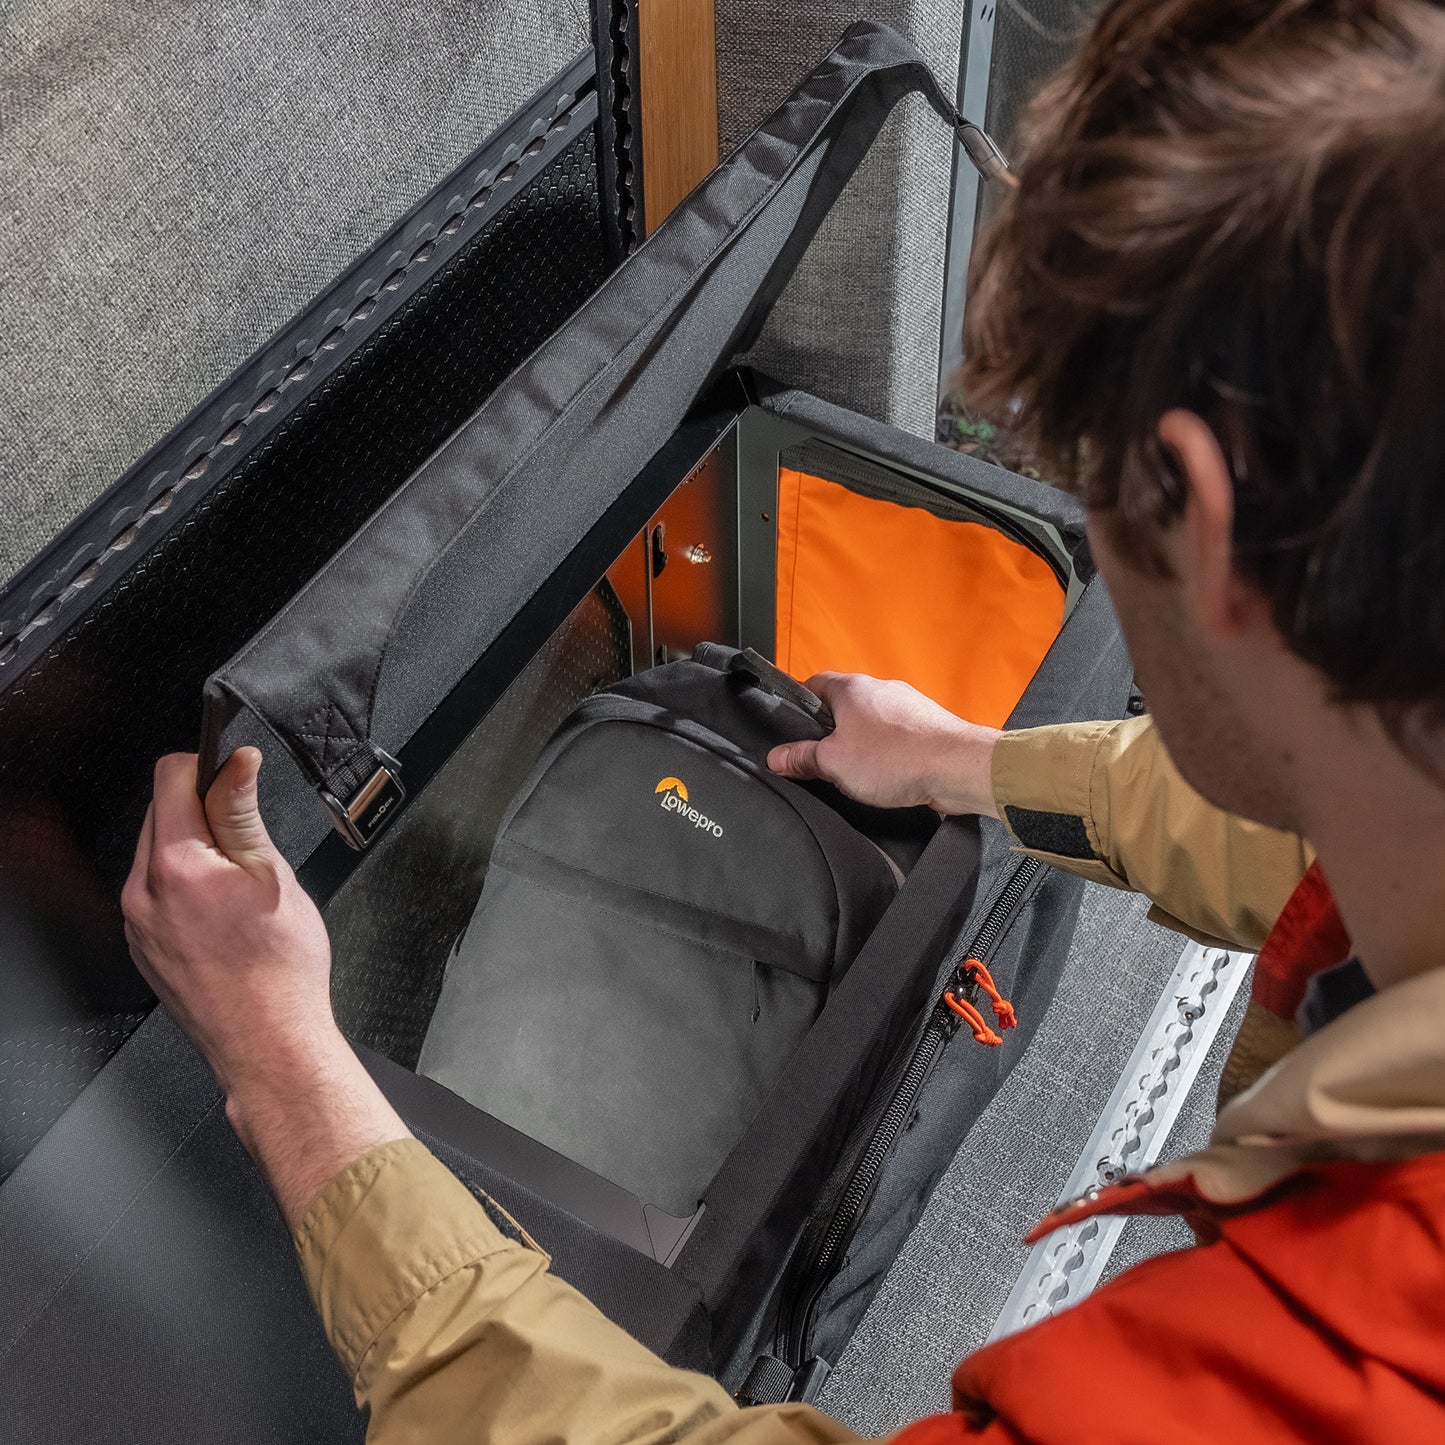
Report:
294,1138,865,1445
989,715,1311,952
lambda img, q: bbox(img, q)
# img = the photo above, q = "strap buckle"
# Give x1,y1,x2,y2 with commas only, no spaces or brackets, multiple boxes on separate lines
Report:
736,1353,832,1407
954,115,1013,185
319,747,406,849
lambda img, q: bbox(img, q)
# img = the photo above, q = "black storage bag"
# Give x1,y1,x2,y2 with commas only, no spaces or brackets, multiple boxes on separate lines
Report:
419,646,902,1215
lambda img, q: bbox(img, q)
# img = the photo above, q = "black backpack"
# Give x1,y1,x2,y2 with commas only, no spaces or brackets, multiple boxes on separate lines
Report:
419,646,909,1216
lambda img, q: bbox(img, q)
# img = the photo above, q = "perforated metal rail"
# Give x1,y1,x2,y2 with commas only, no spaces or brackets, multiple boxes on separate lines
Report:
989,941,1253,1339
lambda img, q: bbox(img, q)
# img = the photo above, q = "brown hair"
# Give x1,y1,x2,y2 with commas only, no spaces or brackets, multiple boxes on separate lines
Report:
963,0,1445,725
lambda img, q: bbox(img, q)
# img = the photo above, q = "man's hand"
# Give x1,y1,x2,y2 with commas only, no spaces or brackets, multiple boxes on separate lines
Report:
123,749,409,1227
122,748,335,1096
767,673,1002,818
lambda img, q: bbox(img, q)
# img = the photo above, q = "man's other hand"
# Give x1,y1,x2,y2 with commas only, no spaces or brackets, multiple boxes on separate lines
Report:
122,748,336,1098
122,749,410,1225
767,673,1002,818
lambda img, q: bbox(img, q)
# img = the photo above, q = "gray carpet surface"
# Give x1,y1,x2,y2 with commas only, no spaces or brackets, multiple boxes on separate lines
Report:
717,1,965,440
819,882,1247,1434
0,0,589,585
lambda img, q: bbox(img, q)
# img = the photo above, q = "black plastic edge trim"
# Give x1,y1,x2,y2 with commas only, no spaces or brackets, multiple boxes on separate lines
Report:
590,0,644,261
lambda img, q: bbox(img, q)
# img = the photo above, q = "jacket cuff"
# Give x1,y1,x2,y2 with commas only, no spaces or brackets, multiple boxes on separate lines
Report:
293,1137,541,1383
990,720,1127,881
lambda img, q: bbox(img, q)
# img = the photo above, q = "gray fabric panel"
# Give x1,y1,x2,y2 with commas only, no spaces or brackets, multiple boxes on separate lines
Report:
819,885,1234,1432
717,2,964,436
0,0,589,585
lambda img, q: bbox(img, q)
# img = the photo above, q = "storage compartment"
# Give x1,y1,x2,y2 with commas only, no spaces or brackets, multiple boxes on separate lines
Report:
317,374,1085,1236
185,24,1128,1379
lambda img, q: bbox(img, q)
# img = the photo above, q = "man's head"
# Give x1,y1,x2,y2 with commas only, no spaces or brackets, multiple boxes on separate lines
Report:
963,0,1445,831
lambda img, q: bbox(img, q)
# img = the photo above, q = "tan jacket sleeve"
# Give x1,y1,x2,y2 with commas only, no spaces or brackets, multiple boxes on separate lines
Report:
294,1137,867,1445
989,715,1311,952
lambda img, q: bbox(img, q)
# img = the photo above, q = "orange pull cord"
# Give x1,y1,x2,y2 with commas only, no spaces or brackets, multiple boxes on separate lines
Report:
961,959,1018,1031
943,990,1003,1047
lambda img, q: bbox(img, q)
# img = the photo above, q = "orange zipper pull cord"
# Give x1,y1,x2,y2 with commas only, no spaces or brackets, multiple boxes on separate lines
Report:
943,990,1003,1046
961,959,1018,1031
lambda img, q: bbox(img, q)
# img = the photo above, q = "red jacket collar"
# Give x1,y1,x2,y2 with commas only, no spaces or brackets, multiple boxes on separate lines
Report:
1250,859,1351,1019
1029,863,1352,1240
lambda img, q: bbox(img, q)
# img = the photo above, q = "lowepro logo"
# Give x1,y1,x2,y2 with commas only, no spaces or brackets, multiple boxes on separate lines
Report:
654,776,724,838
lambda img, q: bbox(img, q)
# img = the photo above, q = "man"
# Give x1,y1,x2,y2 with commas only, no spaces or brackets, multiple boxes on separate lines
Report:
122,0,1445,1439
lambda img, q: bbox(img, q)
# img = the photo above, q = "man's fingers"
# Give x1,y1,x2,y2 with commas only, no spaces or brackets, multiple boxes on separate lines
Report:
768,739,824,780
123,801,155,905
150,754,210,853
123,918,148,970
204,747,275,868
802,672,849,707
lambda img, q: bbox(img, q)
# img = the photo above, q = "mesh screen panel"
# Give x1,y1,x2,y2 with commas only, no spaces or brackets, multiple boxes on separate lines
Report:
984,0,1106,149
0,130,605,1182
326,586,631,1068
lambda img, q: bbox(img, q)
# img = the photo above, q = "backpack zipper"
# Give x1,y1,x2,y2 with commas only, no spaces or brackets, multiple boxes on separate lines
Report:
778,854,1043,1370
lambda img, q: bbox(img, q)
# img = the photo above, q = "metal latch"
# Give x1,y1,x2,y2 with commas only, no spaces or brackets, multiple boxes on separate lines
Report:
320,750,406,849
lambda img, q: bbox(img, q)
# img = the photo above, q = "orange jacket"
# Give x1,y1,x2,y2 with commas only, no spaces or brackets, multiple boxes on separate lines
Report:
892,1154,1445,1444
894,866,1445,1445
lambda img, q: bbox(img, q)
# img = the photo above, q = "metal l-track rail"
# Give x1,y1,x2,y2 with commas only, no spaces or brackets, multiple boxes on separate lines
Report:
989,941,1254,1340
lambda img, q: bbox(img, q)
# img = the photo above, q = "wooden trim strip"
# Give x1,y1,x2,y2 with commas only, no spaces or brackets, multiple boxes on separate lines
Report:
637,0,720,233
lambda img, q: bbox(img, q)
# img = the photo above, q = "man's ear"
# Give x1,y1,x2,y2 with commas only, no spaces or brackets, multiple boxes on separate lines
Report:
1156,409,1264,641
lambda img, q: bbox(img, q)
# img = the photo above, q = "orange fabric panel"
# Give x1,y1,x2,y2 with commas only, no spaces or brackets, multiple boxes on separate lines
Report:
774,468,1066,728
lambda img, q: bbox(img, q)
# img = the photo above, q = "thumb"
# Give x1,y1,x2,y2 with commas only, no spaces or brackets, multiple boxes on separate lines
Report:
768,738,825,781
204,747,275,868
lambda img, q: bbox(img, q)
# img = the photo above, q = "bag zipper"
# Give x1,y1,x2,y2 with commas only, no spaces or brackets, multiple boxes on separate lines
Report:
778,854,1043,1370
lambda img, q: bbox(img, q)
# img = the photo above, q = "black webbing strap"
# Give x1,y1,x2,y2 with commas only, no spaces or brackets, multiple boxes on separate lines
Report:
737,1353,799,1406
726,647,836,731
736,1352,833,1406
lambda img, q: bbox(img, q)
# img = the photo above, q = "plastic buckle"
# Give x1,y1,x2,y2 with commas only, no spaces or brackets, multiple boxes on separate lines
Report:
320,750,406,850
735,1353,831,1408
954,115,1011,184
